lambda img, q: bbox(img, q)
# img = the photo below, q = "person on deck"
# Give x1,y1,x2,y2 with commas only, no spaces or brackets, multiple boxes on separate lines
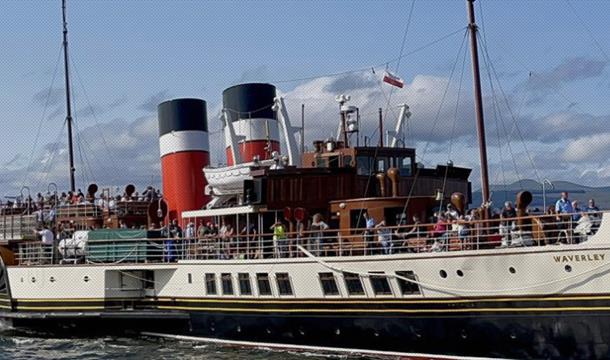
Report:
555,192,575,233
34,225,55,264
363,212,375,255
572,200,582,222
270,220,288,258
375,218,393,255
430,215,448,252
500,201,517,247
586,199,601,230
309,214,329,256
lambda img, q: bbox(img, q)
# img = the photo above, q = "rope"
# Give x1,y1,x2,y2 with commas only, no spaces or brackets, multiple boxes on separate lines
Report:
564,0,609,62
22,43,64,189
268,27,466,84
478,32,542,184
296,245,610,295
400,29,469,217
70,56,121,181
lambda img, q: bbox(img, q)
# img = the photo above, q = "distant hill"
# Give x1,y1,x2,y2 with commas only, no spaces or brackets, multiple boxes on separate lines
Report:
472,179,610,211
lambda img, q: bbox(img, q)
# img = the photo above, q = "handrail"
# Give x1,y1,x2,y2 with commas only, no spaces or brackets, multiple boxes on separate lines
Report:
13,213,604,265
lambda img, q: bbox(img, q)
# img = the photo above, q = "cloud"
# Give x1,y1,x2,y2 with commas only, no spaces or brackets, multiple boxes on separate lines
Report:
74,96,129,119
562,132,610,163
4,68,610,196
138,90,170,112
519,57,608,105
527,57,607,91
32,87,64,107
514,112,610,144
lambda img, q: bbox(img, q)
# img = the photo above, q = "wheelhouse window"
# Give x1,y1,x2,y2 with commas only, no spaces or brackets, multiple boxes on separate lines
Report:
276,273,293,296
395,271,420,295
319,272,339,296
377,158,388,172
205,273,217,295
356,156,372,175
369,273,392,295
315,157,327,168
343,272,365,295
398,156,413,176
238,273,252,295
221,273,233,295
256,273,272,296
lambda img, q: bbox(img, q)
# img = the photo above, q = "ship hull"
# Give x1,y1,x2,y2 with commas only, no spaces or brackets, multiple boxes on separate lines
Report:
3,306,610,359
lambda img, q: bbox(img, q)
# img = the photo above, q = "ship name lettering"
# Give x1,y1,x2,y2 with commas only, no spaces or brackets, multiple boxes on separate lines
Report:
553,254,605,263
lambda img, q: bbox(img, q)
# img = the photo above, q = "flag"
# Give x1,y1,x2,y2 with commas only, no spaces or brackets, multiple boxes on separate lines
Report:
383,71,404,88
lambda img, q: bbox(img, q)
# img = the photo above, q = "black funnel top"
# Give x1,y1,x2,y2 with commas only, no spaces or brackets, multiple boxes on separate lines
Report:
158,98,208,136
222,83,276,123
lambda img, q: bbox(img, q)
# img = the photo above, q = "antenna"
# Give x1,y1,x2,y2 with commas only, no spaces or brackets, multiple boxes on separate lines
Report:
62,0,76,192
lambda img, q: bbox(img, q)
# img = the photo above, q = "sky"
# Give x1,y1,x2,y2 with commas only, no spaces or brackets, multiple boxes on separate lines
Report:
0,0,608,197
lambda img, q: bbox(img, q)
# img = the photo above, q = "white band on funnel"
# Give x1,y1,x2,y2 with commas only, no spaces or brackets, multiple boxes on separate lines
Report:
160,130,209,157
224,118,280,145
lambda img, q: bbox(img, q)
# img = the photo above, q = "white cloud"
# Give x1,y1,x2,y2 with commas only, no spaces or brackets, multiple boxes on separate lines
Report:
562,132,610,163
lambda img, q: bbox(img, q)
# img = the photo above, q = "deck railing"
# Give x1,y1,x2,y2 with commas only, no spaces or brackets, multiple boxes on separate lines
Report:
13,211,605,265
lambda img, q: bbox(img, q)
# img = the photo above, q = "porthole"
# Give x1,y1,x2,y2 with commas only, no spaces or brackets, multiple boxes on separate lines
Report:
439,270,447,278
31,277,36,283
509,267,516,274
456,270,464,277
83,276,90,282
565,265,572,273
49,277,55,283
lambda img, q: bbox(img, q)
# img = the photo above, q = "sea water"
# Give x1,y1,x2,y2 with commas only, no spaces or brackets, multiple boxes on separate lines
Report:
0,331,360,360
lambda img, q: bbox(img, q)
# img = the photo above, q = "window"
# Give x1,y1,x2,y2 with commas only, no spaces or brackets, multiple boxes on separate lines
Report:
356,156,372,175
221,273,233,295
398,156,412,176
369,273,392,295
343,272,365,295
315,157,327,168
187,273,192,284
319,273,339,296
238,273,252,295
256,273,272,296
328,156,339,168
343,155,353,168
377,158,387,172
276,273,293,295
395,271,420,295
205,273,217,295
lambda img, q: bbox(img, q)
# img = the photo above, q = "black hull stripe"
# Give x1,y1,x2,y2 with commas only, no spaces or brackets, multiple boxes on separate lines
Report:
10,296,610,314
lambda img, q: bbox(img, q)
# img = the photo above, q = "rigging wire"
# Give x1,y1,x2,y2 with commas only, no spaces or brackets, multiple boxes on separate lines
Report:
381,0,417,140
70,56,121,182
400,29,470,217
21,43,64,190
269,27,466,85
478,34,523,191
35,120,68,190
477,32,542,185
564,0,609,62
439,41,469,212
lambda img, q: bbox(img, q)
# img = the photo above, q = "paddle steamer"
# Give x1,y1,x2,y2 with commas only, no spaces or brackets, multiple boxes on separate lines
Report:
0,1,608,359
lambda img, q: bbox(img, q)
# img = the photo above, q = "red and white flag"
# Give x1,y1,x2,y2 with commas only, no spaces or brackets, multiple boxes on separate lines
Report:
383,71,404,88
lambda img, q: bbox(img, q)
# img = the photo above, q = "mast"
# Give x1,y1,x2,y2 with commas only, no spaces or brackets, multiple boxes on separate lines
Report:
466,0,490,204
62,0,76,192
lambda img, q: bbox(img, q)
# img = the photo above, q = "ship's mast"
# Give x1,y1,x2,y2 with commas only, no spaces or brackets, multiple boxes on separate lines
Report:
466,0,490,205
62,0,76,192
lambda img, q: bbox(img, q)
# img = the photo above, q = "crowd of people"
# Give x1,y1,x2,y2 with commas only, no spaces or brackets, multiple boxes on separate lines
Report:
17,185,605,263
138,191,606,263
1,186,162,213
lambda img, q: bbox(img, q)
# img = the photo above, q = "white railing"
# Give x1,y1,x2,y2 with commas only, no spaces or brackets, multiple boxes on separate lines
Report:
13,211,605,265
